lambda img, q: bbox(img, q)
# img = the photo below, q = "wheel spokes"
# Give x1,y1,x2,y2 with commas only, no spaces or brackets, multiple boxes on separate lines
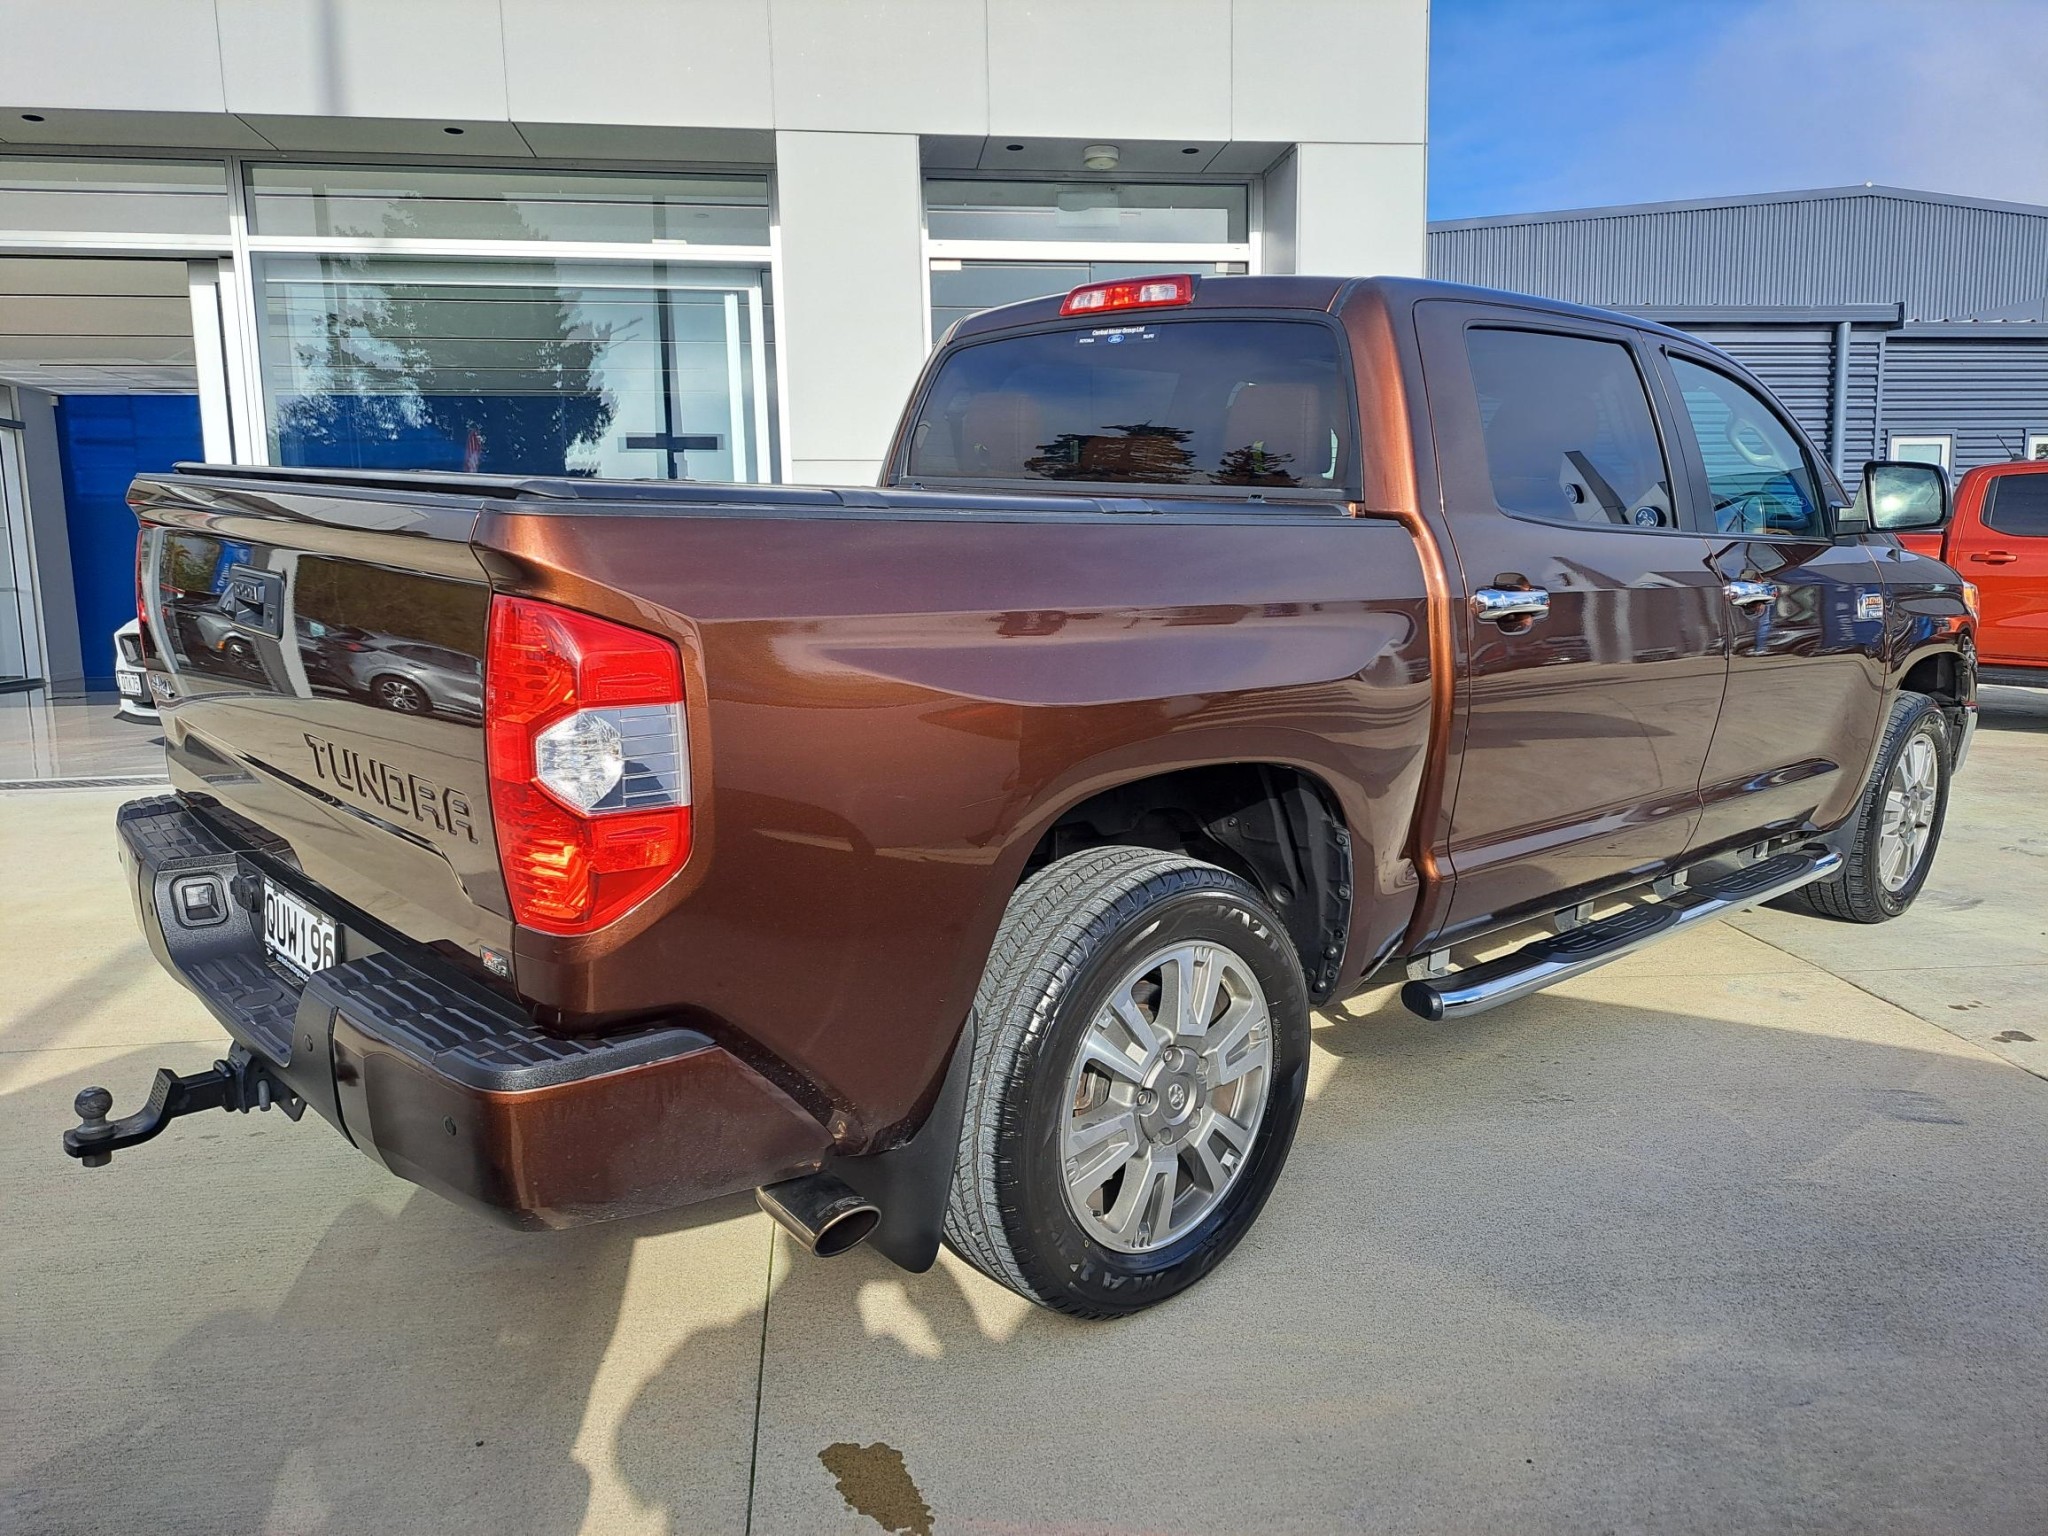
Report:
1058,937,1277,1254
1105,1145,1179,1246
1064,1104,1143,1204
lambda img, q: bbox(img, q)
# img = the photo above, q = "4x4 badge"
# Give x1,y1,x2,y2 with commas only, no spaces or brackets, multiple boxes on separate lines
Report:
1857,592,1885,622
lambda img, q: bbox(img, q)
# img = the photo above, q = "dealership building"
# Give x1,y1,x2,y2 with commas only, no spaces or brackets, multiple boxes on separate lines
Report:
1431,184,2048,489
0,0,1427,691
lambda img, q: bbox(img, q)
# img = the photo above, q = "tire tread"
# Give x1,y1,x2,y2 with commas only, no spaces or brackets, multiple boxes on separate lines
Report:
942,846,1259,1314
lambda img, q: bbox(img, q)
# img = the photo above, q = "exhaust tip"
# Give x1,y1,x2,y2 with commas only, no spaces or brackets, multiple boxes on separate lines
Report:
756,1173,880,1258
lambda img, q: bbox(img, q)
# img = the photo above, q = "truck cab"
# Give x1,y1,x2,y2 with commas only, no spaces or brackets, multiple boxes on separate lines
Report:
1899,460,2048,685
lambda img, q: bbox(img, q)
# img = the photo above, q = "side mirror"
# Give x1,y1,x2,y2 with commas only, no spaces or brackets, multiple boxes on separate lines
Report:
1851,459,1950,533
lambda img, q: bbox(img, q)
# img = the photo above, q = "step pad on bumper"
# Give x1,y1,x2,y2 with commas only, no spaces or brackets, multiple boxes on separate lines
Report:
110,794,834,1228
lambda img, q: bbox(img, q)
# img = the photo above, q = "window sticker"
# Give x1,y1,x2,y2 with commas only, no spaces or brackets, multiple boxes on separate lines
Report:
1076,326,1157,347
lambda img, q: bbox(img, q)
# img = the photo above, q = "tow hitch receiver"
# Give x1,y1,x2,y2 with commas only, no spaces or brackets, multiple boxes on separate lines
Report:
63,1046,303,1167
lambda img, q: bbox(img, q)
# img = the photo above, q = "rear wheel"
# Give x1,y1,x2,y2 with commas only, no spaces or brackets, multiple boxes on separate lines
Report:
944,847,1310,1317
1777,691,1952,923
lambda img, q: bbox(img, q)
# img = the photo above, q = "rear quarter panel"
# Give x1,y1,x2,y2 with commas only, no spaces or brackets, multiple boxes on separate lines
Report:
476,504,1433,1145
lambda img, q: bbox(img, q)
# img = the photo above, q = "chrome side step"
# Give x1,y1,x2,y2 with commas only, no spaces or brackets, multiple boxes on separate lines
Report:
1401,846,1842,1022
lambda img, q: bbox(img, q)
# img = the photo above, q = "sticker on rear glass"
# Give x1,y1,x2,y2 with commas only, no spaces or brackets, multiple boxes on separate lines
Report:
1078,326,1155,346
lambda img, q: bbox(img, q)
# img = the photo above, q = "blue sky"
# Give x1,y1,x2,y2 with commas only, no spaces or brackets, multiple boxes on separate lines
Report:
1429,0,2048,221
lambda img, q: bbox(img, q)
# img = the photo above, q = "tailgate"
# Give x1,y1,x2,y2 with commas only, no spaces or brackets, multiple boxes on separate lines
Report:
135,471,509,958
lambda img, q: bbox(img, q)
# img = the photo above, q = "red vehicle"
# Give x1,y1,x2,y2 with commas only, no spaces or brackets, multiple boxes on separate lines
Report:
1898,461,2048,686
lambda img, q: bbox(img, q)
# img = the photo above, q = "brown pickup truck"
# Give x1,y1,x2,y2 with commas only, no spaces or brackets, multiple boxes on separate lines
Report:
67,275,1978,1317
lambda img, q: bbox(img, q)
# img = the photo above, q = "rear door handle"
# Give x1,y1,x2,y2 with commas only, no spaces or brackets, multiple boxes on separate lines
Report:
1472,587,1551,624
1969,551,2019,565
1723,579,1776,610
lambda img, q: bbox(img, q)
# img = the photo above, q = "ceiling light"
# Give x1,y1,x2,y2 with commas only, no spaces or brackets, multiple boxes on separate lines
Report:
1082,144,1120,171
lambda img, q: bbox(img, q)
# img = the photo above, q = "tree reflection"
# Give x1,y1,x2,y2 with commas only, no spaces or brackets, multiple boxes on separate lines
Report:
1215,442,1302,487
274,200,616,476
1025,423,1194,482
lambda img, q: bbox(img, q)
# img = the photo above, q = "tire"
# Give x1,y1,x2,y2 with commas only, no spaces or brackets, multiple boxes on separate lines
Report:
943,847,1311,1318
1776,691,1952,923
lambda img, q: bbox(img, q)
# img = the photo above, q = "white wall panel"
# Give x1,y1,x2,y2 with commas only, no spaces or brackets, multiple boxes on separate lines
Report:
504,0,773,129
774,131,927,474
1232,0,1427,145
0,0,224,114
1262,146,1299,274
987,0,1231,141
217,0,508,122
1292,142,1426,278
769,0,988,134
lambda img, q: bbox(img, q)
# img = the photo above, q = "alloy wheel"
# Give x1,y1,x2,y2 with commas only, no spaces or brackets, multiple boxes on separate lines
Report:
1878,730,1939,892
1058,940,1274,1254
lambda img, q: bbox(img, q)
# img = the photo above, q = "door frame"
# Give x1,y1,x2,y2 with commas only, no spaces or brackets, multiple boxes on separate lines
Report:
1413,297,1736,942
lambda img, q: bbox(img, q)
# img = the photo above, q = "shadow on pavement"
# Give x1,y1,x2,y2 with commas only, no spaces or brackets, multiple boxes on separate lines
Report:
1,1190,634,1535
617,992,2048,1535
7,982,2048,1534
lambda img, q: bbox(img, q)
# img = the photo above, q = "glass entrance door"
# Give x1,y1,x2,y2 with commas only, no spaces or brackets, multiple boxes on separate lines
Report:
257,257,775,483
0,398,36,687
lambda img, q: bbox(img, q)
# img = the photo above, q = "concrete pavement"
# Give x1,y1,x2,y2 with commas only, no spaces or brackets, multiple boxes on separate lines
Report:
3,691,2045,1534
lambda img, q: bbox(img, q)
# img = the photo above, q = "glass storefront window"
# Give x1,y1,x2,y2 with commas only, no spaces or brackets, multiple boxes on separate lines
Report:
930,260,1249,341
0,157,230,240
246,165,772,247
925,182,1247,245
257,257,772,482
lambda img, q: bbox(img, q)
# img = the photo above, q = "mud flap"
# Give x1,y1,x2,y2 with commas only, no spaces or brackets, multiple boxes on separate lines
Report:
827,1015,974,1273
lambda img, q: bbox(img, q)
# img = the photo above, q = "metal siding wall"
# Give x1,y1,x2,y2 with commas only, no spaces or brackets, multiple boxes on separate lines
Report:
1881,338,2048,474
1431,193,2048,322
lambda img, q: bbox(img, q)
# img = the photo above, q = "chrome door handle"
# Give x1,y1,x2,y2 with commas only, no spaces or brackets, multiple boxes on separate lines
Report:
1723,579,1776,610
1472,587,1551,624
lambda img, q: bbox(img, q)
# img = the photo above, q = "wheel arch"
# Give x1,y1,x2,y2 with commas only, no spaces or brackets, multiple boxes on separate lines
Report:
1894,640,1975,751
1013,761,1355,1002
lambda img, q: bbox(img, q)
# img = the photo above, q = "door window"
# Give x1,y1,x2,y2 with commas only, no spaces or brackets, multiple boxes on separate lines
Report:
1985,473,2048,537
1464,327,1676,529
1669,357,1826,537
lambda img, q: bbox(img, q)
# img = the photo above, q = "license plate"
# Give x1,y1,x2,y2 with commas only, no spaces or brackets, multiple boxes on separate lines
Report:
117,672,144,698
263,880,337,976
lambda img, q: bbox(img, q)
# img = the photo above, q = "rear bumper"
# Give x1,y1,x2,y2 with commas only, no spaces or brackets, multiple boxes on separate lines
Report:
116,795,830,1228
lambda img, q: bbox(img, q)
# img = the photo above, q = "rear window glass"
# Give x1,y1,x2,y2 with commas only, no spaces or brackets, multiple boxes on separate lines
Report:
903,319,1353,493
1986,473,2048,537
1466,327,1676,529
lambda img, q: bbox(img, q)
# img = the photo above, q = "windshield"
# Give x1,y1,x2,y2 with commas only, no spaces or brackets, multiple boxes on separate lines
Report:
903,319,1354,493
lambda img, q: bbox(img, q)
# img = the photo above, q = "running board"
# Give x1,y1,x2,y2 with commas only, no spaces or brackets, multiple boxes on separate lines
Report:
1401,846,1843,1022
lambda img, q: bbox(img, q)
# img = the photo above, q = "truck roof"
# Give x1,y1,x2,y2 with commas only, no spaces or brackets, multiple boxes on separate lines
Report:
945,273,1710,349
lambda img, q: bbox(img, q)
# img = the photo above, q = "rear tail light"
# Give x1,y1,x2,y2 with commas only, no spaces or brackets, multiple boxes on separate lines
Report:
484,595,692,934
1059,273,1195,317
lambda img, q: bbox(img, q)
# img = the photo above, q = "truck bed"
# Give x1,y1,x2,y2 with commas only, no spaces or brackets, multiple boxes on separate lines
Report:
132,463,1434,1148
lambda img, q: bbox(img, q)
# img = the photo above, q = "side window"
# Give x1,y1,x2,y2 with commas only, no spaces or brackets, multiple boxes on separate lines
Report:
1465,327,1676,529
1668,356,1825,537
1985,474,2048,538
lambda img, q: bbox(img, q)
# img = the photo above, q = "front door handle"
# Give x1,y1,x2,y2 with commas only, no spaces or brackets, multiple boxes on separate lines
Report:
1969,550,2019,565
1723,579,1776,610
1472,587,1551,624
